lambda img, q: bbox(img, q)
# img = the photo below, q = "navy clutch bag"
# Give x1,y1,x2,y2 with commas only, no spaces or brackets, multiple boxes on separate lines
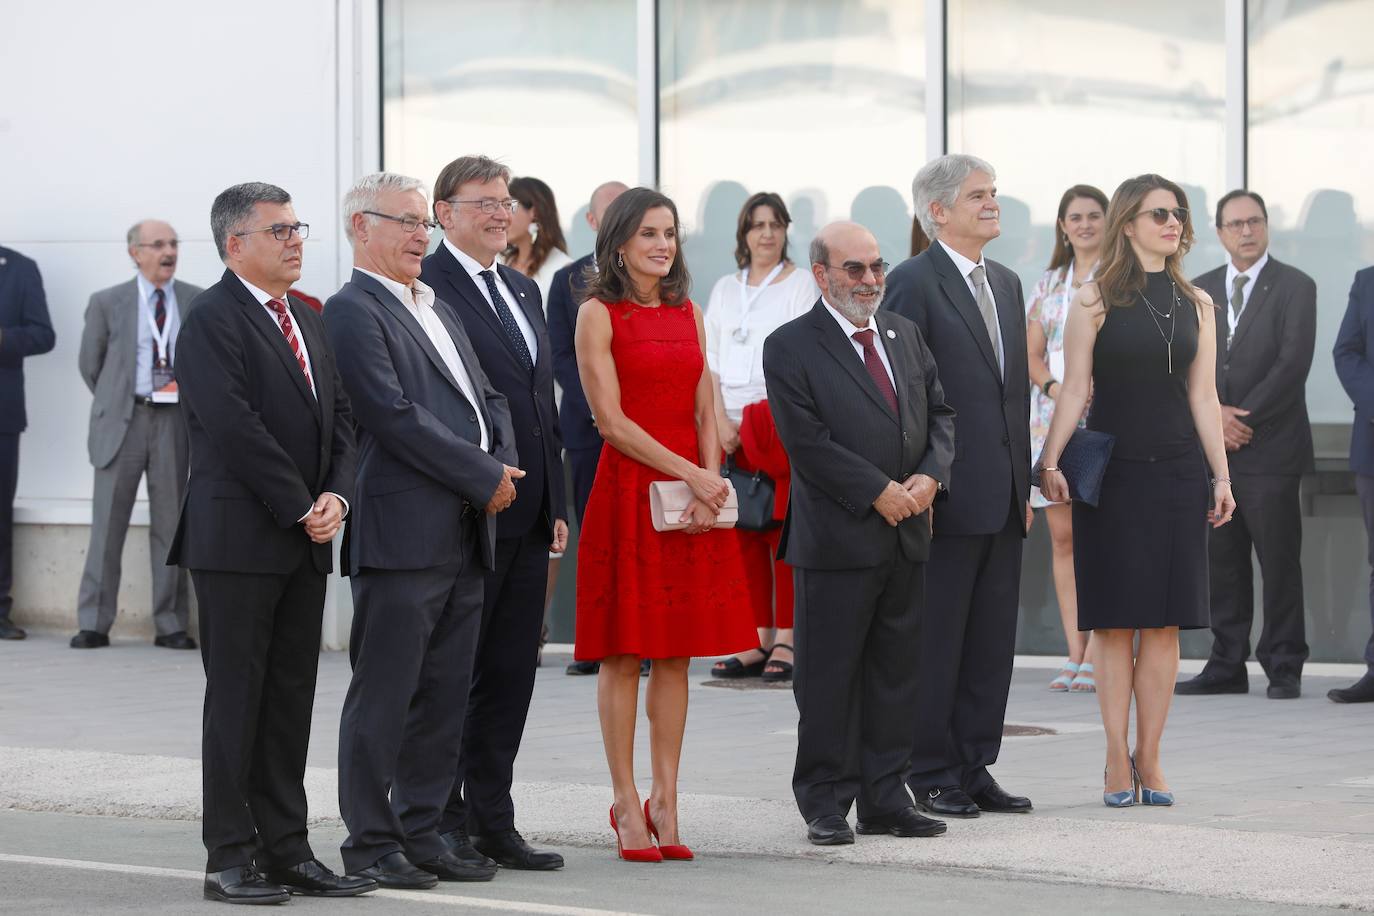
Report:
1032,428,1116,507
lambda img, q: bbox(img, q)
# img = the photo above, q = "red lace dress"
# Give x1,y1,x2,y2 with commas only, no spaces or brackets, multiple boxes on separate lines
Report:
574,300,755,661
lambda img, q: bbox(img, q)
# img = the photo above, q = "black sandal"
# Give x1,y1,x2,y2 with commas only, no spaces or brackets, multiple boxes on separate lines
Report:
761,643,794,683
711,647,767,679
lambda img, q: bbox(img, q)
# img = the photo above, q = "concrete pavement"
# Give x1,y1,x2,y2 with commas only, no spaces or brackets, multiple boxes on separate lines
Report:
1,632,1372,913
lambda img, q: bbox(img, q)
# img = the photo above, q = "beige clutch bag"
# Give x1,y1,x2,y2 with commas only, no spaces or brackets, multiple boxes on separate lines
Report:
649,479,738,532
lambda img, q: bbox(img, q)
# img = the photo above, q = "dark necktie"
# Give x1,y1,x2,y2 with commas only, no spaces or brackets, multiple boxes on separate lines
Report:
479,269,534,372
1228,274,1249,349
852,328,898,414
153,287,168,366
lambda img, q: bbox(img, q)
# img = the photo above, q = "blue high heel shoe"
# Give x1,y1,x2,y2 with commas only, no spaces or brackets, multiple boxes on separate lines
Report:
1131,757,1175,806
1102,766,1136,808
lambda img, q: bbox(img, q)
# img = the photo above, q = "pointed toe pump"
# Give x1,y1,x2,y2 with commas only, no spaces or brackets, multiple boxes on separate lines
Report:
610,805,662,863
644,801,694,861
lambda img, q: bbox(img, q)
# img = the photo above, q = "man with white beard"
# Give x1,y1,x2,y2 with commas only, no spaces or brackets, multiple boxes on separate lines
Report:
763,221,956,845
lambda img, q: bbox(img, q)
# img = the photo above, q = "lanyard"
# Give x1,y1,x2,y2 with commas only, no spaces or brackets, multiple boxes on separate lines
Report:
733,261,785,343
146,291,174,366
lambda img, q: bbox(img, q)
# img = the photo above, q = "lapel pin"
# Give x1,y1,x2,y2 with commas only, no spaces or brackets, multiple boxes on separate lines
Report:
886,329,896,339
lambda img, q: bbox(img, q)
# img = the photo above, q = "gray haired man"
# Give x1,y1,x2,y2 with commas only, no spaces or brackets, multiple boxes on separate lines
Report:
73,220,201,650
883,154,1034,820
326,173,520,888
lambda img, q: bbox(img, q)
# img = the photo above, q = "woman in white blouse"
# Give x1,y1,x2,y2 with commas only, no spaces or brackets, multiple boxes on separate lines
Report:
504,176,574,306
705,191,818,683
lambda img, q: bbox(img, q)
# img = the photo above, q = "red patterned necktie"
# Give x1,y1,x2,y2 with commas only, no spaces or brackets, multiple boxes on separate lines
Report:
852,328,898,414
266,298,314,390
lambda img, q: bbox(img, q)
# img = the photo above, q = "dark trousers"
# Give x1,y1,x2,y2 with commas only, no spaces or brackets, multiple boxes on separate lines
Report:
792,552,923,822
338,546,484,873
909,507,1023,797
194,562,326,872
441,527,548,836
566,444,602,525
0,433,16,618
1206,473,1308,682
1354,475,1374,671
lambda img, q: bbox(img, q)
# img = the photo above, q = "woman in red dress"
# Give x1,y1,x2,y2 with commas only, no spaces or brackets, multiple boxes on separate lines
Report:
574,188,755,861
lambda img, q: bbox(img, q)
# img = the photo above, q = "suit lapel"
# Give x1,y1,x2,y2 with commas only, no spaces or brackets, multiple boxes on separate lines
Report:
874,311,912,429
988,263,1021,384
436,245,525,367
809,303,899,424
432,300,493,433
350,270,471,404
496,262,545,372
930,243,1001,380
1229,258,1279,353
226,272,318,412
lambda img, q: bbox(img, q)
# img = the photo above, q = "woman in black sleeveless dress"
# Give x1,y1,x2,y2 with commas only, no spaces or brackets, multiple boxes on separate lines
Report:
1037,174,1236,808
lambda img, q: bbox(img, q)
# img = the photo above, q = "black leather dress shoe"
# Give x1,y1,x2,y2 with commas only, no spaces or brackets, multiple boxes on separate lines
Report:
0,618,26,640
69,630,110,649
474,829,565,870
914,786,980,818
806,814,855,846
856,806,947,837
566,660,600,676
351,851,438,889
1266,679,1301,700
203,865,289,904
154,630,198,650
969,781,1033,813
439,829,498,868
1174,670,1248,695
1329,673,1374,704
265,858,377,897
417,848,498,882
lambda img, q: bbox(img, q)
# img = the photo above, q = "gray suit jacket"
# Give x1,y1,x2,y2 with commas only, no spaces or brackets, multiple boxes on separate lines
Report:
1193,256,1316,475
78,277,203,468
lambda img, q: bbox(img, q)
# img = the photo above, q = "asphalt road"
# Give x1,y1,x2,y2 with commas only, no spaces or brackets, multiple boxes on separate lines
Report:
0,809,1351,916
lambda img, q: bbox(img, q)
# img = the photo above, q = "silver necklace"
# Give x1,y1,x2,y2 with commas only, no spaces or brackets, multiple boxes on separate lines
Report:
1140,279,1178,374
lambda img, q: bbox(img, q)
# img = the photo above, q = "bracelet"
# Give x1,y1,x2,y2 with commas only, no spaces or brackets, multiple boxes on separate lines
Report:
1042,378,1058,398
1214,477,1231,484
1041,466,1060,473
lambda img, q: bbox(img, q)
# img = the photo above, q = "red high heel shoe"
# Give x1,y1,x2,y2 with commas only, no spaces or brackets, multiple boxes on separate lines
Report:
610,805,662,863
644,800,694,861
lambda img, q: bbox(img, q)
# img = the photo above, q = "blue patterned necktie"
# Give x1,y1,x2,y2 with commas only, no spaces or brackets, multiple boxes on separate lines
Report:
479,269,534,372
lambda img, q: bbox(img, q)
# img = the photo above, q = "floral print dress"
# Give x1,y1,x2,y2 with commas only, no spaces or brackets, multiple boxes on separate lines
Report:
1027,264,1090,508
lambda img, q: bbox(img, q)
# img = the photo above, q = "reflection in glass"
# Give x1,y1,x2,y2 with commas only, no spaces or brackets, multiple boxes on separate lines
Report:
1248,0,1374,423
657,0,925,295
381,0,638,256
946,0,1227,292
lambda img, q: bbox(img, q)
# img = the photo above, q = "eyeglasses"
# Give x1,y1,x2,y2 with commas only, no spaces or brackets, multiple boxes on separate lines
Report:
825,259,889,281
446,197,520,215
1137,207,1189,226
134,239,179,251
1220,216,1266,233
362,210,438,235
234,222,310,241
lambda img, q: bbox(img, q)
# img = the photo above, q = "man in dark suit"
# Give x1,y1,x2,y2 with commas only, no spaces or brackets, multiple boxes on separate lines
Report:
421,155,567,872
1177,190,1316,700
548,180,627,676
326,172,521,888
884,154,1033,819
1331,265,1374,704
171,183,372,904
0,244,55,641
765,221,956,846
75,220,203,650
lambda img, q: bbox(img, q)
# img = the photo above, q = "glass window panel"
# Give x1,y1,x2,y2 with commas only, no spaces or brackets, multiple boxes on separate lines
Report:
1248,0,1374,424
657,0,925,298
947,0,1227,293
382,0,638,257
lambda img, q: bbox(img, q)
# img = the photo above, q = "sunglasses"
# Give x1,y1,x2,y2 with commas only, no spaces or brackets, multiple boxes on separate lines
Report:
1137,207,1189,226
825,259,889,281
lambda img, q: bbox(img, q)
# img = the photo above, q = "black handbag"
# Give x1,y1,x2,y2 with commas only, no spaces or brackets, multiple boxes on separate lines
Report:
721,455,779,531
1032,428,1116,507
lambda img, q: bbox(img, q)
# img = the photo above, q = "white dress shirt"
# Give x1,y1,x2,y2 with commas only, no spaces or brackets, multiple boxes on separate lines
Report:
822,297,895,387
230,272,347,521
134,272,181,396
938,239,1005,367
446,238,538,363
1225,249,1269,328
356,267,490,452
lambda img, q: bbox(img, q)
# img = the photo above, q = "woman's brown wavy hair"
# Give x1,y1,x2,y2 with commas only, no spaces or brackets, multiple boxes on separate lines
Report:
506,176,568,277
733,192,791,270
582,187,692,307
1047,184,1108,272
1093,174,1201,313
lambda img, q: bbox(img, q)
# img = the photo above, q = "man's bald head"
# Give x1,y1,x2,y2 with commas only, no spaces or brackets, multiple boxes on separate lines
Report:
587,181,630,231
809,221,885,325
